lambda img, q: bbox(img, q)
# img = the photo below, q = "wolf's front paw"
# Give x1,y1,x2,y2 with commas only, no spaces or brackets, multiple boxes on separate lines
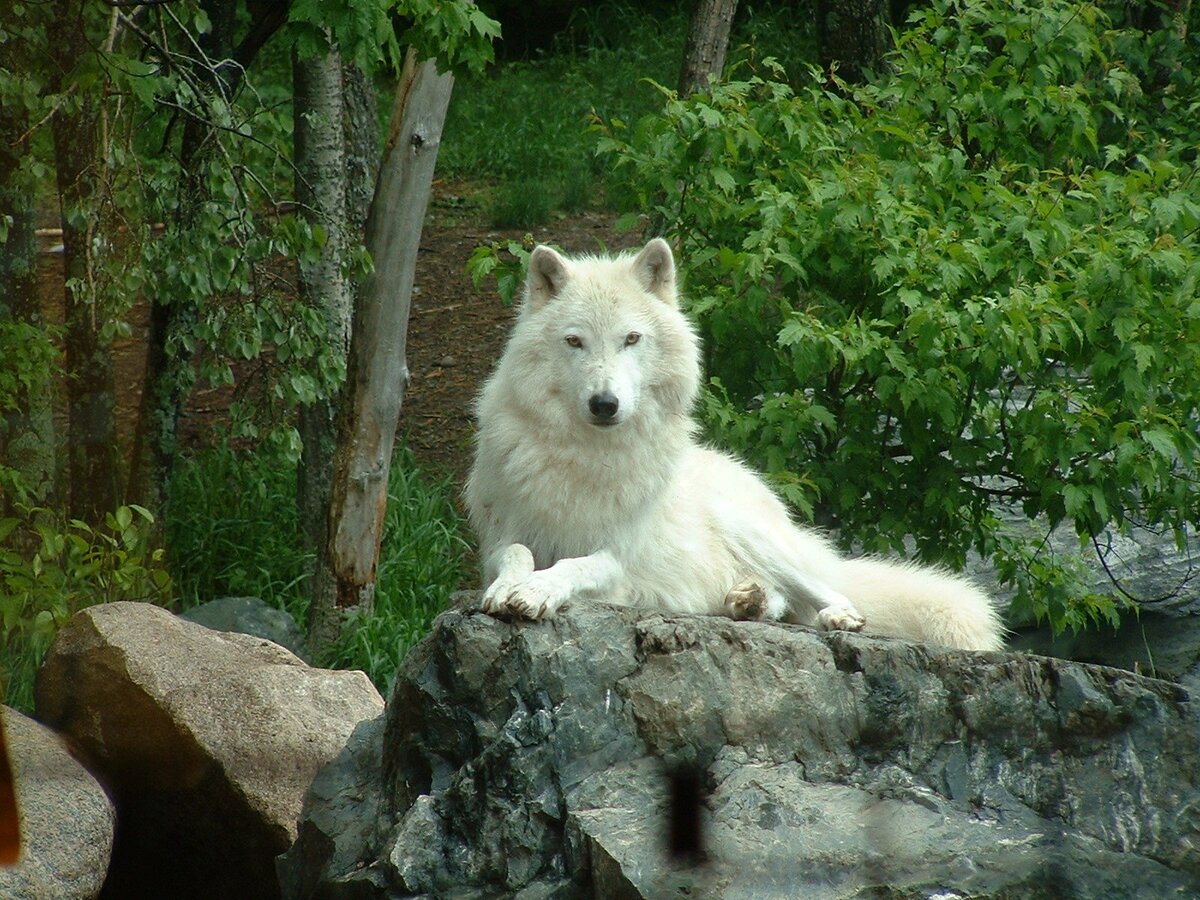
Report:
482,571,572,620
817,603,866,633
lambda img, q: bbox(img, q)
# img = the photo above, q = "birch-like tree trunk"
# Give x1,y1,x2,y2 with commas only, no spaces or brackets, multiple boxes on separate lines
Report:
678,0,740,97
341,61,381,236
295,45,352,573
307,51,454,658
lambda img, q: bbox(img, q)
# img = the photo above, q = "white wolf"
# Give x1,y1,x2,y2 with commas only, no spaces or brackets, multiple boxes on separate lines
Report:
465,238,1004,651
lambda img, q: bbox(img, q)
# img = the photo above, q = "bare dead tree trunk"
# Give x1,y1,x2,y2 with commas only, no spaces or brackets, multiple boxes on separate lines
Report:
50,0,121,523
307,51,455,658
295,44,352,576
678,0,740,97
817,0,890,84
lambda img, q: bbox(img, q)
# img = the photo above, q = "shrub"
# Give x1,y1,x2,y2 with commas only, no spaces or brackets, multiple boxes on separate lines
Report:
598,0,1200,634
0,502,171,710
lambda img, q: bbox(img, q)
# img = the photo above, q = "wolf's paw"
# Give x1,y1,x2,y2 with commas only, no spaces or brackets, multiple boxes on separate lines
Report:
817,603,866,633
724,580,768,621
482,570,572,621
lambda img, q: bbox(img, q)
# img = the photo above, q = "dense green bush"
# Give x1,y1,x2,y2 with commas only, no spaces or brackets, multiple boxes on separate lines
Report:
599,0,1200,633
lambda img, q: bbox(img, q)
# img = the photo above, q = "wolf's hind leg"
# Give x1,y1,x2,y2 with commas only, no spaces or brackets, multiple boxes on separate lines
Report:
723,580,789,621
724,580,766,620
720,506,866,632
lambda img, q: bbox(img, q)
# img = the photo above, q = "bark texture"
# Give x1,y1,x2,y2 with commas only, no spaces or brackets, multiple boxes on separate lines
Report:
678,0,740,97
295,45,352,574
50,1,121,523
307,52,454,657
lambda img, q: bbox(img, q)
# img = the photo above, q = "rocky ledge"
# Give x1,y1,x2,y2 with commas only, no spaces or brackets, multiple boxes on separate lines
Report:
281,602,1200,898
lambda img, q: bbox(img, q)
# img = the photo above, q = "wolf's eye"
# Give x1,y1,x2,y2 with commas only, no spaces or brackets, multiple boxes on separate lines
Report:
624,332,641,346
565,335,583,348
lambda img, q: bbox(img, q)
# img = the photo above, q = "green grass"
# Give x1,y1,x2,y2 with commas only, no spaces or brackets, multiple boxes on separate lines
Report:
166,440,468,694
437,1,819,228
438,3,687,226
167,440,314,627
323,452,470,693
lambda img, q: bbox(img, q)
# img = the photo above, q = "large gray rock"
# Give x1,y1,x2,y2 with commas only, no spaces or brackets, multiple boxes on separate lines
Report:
0,708,115,899
181,595,309,662
967,504,1200,684
35,601,384,900
284,603,1200,898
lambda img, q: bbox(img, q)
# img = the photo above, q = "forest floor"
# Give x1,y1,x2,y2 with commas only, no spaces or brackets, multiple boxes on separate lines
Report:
36,183,642,498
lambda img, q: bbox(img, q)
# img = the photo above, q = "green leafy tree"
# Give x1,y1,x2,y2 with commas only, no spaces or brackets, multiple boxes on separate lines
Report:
599,0,1200,634
0,0,498,703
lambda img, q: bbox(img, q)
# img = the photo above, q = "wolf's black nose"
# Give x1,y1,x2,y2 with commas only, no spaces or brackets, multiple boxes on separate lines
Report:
588,392,619,421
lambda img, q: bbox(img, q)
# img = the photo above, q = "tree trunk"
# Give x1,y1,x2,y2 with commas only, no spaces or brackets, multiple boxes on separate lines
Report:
49,1,121,523
0,95,57,515
307,51,454,658
341,60,381,236
678,0,740,97
817,0,890,84
295,43,352,577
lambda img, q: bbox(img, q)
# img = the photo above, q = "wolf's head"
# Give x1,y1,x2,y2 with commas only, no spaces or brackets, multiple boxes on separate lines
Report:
510,238,702,432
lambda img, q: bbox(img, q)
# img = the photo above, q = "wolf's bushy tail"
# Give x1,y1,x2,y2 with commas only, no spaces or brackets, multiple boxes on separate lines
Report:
837,557,1005,651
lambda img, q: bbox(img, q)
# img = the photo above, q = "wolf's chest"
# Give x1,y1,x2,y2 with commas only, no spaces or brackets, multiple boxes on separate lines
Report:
496,439,668,562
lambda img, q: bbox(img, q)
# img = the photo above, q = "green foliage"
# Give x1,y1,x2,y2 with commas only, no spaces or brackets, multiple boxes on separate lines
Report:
467,236,535,304
167,440,469,694
289,0,500,74
0,320,59,416
324,448,469,693
167,439,314,626
0,503,171,711
599,0,1200,635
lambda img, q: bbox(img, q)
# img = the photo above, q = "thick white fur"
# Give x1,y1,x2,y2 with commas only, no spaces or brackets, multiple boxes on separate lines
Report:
465,239,1004,651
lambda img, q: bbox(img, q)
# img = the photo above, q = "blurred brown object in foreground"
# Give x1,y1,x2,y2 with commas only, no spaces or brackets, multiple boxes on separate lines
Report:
0,710,18,865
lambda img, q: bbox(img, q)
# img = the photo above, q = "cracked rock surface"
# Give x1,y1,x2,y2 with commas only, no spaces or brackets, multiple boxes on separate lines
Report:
280,603,1200,898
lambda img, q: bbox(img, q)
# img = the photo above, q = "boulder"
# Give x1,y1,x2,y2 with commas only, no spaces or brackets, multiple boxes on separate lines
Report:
285,602,1200,898
276,714,388,900
181,596,309,662
0,708,115,899
967,505,1200,684
35,601,383,900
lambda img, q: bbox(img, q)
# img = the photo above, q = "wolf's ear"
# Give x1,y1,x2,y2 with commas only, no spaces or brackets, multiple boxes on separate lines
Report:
632,238,677,306
525,245,571,311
